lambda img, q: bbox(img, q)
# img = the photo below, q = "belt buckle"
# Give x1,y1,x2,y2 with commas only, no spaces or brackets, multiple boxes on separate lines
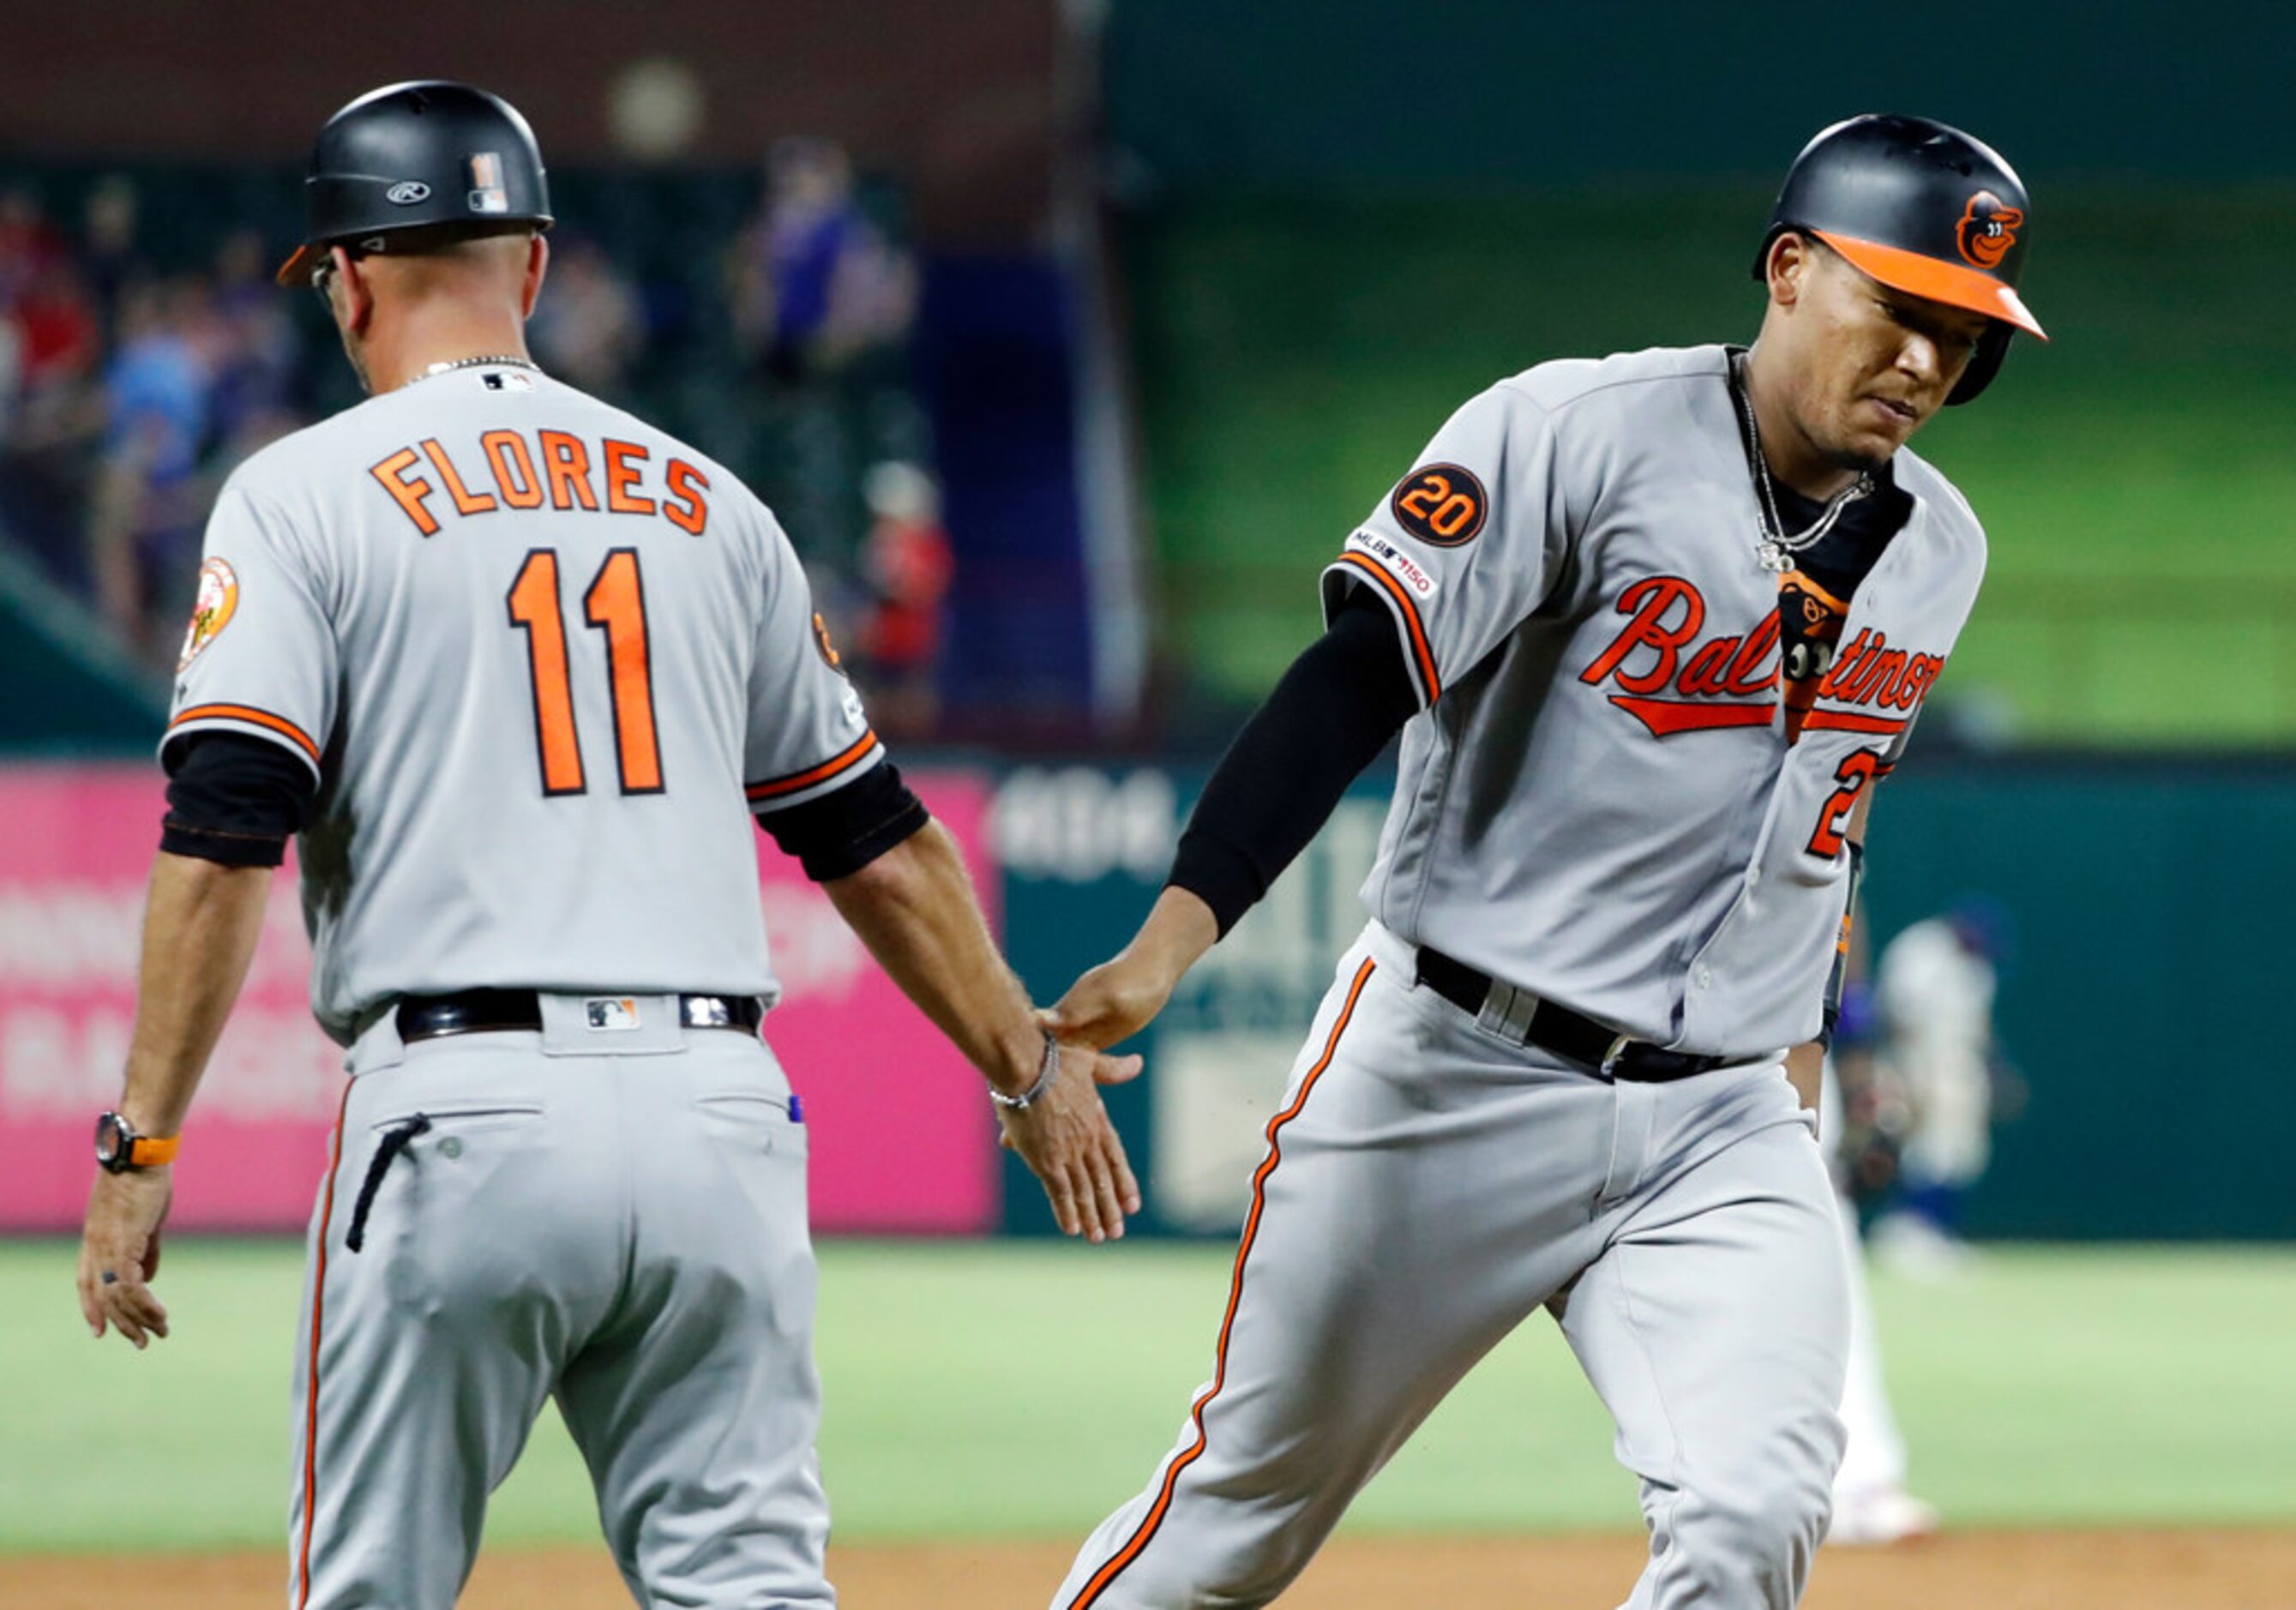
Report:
1478,978,1541,1044
1600,1034,1634,1076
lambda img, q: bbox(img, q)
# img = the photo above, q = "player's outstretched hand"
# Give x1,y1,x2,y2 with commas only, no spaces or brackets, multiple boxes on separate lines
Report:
78,1168,173,1349
998,1042,1144,1244
1040,944,1191,1052
1041,887,1219,1052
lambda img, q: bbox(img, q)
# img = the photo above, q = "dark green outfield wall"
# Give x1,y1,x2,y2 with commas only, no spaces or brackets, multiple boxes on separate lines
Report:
1106,0,2294,189
997,759,2296,1241
1868,763,2296,1240
1121,189,2296,742
1105,0,2296,746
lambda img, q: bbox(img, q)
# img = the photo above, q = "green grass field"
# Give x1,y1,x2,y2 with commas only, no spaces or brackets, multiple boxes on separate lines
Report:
1127,188,2296,742
3,1240,2292,1554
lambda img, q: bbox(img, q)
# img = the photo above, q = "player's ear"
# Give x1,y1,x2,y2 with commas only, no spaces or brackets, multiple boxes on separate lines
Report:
1765,231,1812,311
520,233,549,320
334,245,376,337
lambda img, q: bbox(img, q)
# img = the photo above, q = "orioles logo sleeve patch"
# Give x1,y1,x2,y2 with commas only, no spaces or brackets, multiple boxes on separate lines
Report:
177,557,240,671
1389,464,1488,547
812,611,844,671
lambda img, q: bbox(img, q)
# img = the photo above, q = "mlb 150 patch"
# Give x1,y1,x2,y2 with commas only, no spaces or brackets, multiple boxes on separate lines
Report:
1345,529,1440,600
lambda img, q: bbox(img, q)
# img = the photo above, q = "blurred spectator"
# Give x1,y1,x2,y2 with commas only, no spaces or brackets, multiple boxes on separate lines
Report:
0,160,938,713
0,189,44,303
208,230,300,461
17,255,100,387
730,136,917,384
81,174,141,345
2,190,100,424
0,191,105,588
528,235,646,398
87,278,220,653
853,460,954,736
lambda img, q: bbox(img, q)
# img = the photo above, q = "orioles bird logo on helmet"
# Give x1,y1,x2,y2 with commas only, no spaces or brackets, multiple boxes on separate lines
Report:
1955,190,2023,270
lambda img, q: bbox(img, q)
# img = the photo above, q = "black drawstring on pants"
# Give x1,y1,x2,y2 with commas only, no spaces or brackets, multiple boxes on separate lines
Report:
345,1114,431,1253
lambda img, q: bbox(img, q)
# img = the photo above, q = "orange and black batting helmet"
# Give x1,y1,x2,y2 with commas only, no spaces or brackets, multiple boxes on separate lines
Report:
1755,114,2045,406
276,81,554,288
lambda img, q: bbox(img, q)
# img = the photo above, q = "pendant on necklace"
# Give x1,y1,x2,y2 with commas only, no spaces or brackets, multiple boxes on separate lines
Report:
1757,540,1792,574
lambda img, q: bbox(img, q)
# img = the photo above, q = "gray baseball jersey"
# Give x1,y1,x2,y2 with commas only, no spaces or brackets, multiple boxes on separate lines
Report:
1057,344,1995,1610
1322,343,1985,1054
165,365,878,1044
179,361,856,1605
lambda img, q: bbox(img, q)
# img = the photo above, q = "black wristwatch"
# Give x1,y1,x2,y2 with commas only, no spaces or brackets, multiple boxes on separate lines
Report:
94,1111,181,1174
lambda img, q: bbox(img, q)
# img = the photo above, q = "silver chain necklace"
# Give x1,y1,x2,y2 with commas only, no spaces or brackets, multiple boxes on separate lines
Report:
416,354,539,381
1730,351,1871,574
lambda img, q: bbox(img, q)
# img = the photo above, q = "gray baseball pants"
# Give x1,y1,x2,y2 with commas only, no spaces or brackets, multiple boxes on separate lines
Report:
287,995,832,1608
1055,923,1849,1609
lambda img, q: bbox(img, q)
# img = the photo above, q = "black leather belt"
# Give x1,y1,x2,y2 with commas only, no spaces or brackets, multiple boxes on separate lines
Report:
395,988,763,1044
1414,946,1730,1082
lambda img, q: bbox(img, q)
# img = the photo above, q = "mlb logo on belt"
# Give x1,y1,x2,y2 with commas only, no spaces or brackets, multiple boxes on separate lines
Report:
585,997,640,1031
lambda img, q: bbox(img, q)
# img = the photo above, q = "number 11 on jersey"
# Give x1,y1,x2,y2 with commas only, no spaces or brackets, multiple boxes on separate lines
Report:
506,547,664,797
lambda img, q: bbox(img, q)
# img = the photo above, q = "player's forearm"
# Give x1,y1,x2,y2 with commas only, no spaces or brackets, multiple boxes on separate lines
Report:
1167,598,1416,937
117,852,274,1135
821,820,1042,1096
1117,887,1220,997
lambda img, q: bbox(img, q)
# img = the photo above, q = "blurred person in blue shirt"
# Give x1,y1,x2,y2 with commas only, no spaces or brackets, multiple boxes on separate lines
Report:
731,136,916,384
207,229,302,457
88,277,219,653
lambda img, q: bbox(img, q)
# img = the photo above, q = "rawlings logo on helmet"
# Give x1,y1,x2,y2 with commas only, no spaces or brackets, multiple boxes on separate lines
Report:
1955,190,2023,270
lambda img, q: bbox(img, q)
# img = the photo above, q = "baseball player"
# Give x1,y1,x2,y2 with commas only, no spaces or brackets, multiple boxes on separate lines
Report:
74,81,1139,1610
1043,115,2043,1608
1871,900,2010,1267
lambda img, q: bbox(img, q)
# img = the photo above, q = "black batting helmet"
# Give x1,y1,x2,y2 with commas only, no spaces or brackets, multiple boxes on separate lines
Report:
1755,114,2045,405
276,80,553,287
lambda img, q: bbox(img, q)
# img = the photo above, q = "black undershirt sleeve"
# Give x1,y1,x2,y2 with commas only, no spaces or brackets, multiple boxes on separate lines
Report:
159,733,321,868
1168,590,1421,938
165,729,927,880
757,760,931,882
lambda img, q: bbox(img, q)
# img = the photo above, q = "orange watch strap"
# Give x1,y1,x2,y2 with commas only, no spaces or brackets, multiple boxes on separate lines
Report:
128,1135,181,1167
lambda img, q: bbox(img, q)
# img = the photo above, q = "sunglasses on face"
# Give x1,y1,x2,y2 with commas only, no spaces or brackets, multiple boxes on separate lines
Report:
309,248,370,309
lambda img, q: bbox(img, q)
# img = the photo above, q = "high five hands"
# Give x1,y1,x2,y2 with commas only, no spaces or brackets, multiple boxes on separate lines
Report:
1015,889,1223,1242
995,1040,1144,1243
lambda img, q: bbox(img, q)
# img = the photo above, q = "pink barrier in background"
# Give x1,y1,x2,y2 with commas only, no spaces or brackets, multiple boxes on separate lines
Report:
0,764,1001,1234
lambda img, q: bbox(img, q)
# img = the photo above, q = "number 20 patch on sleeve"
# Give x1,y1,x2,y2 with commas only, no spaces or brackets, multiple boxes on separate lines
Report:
1389,463,1488,546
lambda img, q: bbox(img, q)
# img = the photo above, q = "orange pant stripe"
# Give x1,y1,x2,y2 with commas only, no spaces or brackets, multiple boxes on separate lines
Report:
1067,957,1379,1608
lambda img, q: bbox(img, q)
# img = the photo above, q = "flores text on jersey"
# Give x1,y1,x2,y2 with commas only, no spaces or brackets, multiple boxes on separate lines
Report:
369,428,713,538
